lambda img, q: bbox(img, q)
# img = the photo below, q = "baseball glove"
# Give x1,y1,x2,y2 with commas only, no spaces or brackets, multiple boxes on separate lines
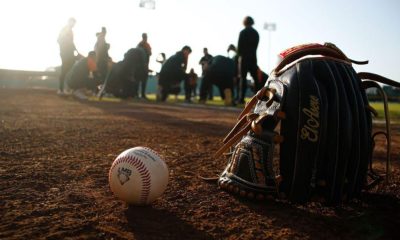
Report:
216,43,400,204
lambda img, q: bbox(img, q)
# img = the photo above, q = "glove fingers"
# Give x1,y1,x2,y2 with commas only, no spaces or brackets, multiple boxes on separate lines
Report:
316,60,353,203
280,59,372,204
278,66,300,196
279,60,323,202
344,66,372,198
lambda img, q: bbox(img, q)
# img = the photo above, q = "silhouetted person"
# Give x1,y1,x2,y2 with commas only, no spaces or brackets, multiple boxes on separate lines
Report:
237,16,259,103
94,27,110,81
229,43,268,94
199,55,235,106
57,17,78,95
184,68,198,103
103,48,147,99
199,48,213,100
199,48,213,75
158,46,192,102
66,51,101,99
136,33,152,99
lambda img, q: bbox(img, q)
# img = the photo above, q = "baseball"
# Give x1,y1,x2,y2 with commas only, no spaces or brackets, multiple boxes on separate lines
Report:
109,147,169,205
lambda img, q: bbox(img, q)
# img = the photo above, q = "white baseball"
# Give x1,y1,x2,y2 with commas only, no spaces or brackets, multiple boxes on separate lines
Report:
109,147,169,205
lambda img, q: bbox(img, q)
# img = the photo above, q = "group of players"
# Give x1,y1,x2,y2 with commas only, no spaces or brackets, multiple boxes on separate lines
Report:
57,16,268,104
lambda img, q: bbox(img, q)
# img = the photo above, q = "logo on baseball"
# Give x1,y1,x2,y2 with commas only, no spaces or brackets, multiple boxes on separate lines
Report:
109,147,169,205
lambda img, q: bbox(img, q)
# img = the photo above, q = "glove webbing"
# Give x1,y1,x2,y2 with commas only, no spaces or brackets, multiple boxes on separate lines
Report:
215,87,285,158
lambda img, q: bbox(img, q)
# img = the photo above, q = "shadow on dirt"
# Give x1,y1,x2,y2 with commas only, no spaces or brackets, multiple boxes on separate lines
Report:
232,192,400,239
81,99,234,137
125,205,214,240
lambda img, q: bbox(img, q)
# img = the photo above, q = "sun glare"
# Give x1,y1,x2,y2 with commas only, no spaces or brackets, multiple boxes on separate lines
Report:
1,0,398,82
0,0,239,75
0,1,78,70
0,0,221,74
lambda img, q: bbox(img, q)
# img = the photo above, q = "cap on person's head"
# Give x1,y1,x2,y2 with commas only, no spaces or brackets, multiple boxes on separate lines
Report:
227,44,236,52
243,16,254,26
182,45,192,53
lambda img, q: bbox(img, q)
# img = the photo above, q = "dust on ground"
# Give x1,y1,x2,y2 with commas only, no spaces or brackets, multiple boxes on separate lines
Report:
1,88,399,240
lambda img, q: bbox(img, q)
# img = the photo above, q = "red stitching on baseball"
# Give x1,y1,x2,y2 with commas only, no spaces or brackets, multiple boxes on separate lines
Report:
109,154,152,204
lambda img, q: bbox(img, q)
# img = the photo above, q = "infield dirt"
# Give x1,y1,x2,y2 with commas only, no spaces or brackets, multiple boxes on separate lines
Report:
1,88,399,240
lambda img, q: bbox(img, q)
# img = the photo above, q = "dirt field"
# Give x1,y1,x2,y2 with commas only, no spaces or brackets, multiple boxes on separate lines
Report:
1,88,399,240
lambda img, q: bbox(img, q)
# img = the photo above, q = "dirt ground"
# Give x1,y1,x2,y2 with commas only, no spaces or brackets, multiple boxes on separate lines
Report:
0,88,399,240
